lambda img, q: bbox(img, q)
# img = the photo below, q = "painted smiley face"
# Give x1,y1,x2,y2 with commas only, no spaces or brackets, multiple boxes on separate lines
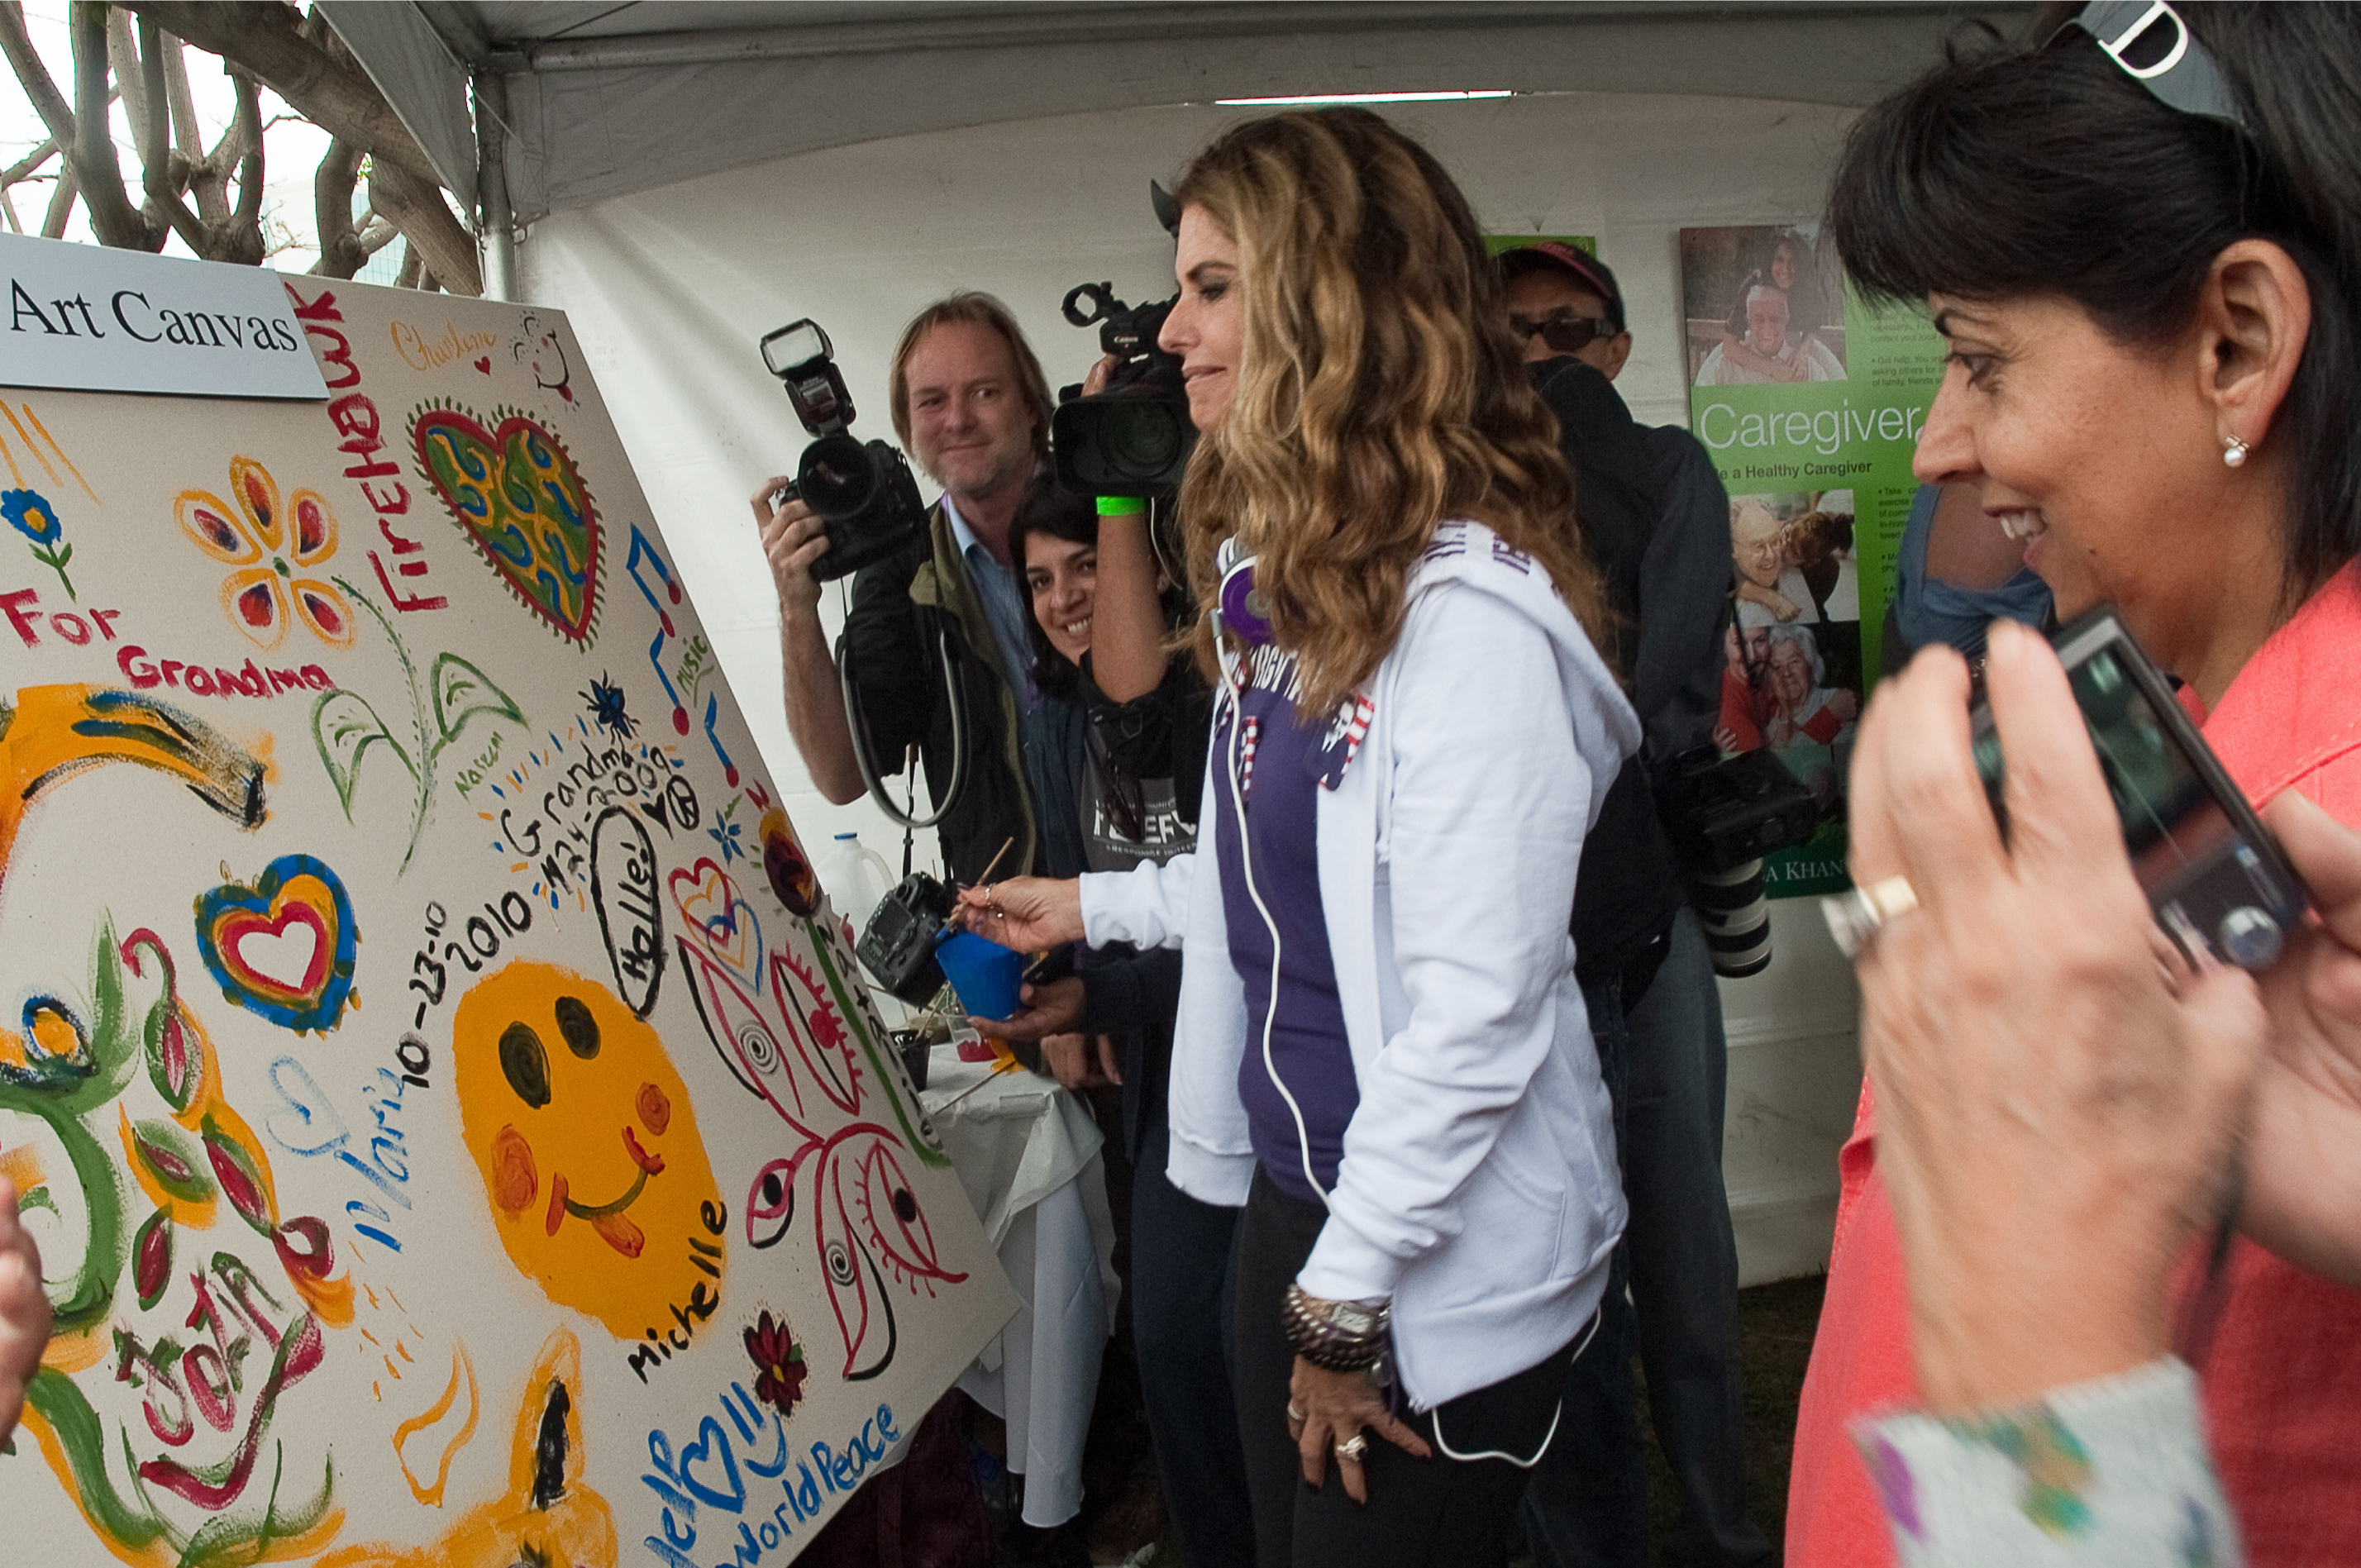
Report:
453,961,722,1339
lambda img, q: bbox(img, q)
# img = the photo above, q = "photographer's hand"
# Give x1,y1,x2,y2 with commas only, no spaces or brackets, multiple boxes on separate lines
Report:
751,479,830,622
1848,623,2265,1415
954,877,1086,951
748,478,866,804
2240,789,2361,1287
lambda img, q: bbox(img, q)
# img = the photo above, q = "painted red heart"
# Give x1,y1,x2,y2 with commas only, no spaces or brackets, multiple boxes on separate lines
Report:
219,905,327,994
473,355,491,374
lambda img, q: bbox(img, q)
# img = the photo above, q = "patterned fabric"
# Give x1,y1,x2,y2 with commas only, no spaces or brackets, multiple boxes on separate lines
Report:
1858,1359,2239,1566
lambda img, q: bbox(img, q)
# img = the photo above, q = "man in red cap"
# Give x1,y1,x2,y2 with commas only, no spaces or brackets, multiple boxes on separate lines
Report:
1497,242,1772,1568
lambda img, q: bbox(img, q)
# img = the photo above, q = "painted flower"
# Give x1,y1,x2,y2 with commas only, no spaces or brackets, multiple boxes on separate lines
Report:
176,455,354,651
744,1308,808,1418
3,486,72,596
2,487,60,546
708,800,746,865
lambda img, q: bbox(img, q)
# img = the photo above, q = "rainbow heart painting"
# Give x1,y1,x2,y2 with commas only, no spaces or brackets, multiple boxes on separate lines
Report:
412,402,603,645
194,853,361,1033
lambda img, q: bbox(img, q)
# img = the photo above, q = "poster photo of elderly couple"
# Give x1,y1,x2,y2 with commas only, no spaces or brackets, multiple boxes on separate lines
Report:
1681,222,1892,895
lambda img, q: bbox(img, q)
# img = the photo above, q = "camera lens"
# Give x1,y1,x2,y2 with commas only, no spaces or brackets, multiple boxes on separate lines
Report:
799,433,877,520
1103,401,1186,479
1693,859,1772,979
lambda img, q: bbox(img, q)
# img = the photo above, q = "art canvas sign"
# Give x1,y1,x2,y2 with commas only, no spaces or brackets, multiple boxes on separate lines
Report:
0,229,328,401
0,247,1015,1568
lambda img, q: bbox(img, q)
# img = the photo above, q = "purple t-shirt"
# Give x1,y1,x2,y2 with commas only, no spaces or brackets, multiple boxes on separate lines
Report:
1215,646,1360,1203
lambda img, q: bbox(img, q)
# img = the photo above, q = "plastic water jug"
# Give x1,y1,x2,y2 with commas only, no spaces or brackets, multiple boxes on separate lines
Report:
815,831,894,941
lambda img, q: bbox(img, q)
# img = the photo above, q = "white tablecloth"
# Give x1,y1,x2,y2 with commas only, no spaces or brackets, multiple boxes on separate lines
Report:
922,1043,1119,1528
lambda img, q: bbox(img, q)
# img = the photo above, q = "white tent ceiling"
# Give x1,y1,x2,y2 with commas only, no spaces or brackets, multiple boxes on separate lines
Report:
320,1,2028,228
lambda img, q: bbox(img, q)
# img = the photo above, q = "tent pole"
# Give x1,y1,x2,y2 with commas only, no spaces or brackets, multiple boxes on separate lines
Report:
475,68,517,301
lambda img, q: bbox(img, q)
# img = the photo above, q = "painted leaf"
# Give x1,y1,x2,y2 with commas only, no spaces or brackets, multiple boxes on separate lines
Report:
130,1118,212,1204
132,1208,174,1311
430,651,525,746
312,689,415,817
200,1120,273,1235
142,989,201,1114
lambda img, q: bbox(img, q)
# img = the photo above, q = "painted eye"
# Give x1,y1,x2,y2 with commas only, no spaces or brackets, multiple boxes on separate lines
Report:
501,1022,552,1108
746,1157,797,1249
553,996,600,1059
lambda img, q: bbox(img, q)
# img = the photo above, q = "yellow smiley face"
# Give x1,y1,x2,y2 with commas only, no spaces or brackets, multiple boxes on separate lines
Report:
453,961,723,1339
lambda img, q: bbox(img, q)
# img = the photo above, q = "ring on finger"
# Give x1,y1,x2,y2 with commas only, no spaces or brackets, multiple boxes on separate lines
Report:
1286,1402,1305,1424
1334,1434,1368,1463
1823,874,1920,960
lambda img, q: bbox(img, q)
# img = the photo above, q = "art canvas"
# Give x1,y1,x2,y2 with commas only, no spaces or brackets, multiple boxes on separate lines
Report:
0,264,1015,1567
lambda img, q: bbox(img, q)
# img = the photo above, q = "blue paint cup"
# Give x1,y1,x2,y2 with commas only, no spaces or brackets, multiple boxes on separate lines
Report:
936,931,1026,1022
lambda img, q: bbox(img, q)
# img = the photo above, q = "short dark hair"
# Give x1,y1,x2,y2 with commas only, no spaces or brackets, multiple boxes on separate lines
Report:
1826,3,2361,601
1009,479,1099,700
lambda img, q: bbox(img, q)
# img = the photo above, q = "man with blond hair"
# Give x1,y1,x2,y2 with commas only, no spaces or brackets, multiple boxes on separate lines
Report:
753,292,1055,881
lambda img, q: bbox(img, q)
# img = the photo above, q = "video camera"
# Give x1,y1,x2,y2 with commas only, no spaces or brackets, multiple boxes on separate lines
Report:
1052,282,1195,498
759,319,928,581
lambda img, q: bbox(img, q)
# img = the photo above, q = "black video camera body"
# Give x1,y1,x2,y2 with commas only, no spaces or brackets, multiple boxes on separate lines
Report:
1052,283,1196,498
760,319,930,582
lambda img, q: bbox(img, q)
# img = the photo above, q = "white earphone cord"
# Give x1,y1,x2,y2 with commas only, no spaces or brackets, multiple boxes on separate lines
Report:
1425,1302,1599,1470
1223,665,1329,1205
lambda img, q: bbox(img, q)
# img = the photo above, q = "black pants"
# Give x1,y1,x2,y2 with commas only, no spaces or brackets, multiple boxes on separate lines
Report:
1233,1170,1582,1568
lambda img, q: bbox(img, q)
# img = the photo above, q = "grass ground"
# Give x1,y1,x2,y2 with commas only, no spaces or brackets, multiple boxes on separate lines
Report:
1645,1273,1827,1561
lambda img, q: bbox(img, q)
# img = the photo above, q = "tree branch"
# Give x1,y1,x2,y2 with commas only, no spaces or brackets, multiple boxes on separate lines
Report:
68,0,153,248
311,134,360,278
106,6,150,156
126,2,444,192
227,68,262,237
41,166,76,238
367,155,479,296
157,23,199,155
0,2,76,154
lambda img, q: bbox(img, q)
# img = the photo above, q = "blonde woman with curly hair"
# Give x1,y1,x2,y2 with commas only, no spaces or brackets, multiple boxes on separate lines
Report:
967,110,1636,1566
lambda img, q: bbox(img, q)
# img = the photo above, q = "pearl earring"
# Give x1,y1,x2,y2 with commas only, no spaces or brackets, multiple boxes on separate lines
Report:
2223,435,2249,468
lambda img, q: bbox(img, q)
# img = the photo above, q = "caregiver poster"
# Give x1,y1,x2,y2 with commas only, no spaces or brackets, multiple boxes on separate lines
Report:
0,232,1013,1568
1681,222,1946,898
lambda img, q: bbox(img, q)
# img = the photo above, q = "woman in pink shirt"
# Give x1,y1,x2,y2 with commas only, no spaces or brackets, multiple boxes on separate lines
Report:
1788,5,2361,1564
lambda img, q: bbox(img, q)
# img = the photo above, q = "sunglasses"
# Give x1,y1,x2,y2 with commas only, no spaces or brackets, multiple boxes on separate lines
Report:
1509,313,1621,355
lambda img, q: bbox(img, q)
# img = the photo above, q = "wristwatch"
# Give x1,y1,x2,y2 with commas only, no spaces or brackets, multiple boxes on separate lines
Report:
1282,1280,1391,1377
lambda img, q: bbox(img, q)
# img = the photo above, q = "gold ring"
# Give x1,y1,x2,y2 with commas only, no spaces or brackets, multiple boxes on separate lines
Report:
1823,874,1920,959
1334,1434,1368,1462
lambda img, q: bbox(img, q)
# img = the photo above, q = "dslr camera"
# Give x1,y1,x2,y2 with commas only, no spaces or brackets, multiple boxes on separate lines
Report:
760,318,928,581
1657,745,1823,979
1052,282,1196,498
